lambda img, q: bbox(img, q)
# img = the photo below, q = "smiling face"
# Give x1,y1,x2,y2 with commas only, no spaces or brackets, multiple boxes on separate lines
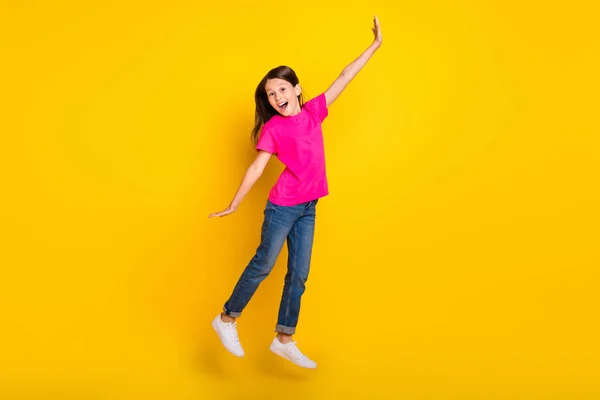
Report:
265,78,302,117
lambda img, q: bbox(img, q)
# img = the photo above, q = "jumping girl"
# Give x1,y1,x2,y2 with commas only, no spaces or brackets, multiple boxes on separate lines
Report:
209,15,382,369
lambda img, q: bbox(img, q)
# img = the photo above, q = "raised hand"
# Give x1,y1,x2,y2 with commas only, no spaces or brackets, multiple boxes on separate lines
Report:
323,14,383,108
372,14,382,47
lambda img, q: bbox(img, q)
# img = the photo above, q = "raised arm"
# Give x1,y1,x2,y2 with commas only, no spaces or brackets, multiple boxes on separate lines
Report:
324,15,382,108
208,150,272,218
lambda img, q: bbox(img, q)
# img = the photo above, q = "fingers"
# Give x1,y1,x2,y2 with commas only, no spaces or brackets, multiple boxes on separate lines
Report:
373,14,382,42
372,15,380,33
208,209,232,218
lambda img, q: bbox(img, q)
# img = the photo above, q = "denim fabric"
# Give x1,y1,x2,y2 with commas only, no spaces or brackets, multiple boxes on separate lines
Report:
223,198,318,334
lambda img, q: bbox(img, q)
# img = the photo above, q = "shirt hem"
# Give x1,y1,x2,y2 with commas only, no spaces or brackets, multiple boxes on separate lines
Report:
268,192,329,207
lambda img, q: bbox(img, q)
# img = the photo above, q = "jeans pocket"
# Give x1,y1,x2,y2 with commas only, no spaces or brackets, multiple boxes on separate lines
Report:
304,199,318,209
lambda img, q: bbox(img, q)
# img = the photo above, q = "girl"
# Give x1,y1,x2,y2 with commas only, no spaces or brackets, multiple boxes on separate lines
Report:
208,15,382,369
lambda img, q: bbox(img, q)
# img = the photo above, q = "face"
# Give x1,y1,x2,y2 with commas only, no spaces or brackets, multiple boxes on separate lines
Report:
265,78,302,116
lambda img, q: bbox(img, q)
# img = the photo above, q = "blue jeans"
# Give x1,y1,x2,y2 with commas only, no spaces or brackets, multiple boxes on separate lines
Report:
223,198,318,335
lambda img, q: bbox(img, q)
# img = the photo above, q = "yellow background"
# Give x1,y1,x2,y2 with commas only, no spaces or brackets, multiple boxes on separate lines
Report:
1,0,599,398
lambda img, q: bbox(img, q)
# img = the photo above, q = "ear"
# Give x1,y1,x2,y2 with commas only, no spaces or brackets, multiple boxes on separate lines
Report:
295,84,302,96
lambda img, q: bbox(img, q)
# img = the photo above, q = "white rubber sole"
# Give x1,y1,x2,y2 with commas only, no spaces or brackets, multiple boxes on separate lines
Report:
269,342,317,369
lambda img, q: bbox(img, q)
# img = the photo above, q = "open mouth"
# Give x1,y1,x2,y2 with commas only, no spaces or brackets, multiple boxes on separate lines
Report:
278,101,288,111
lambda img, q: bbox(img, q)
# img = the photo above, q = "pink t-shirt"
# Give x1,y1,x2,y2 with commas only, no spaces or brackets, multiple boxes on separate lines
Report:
255,93,329,206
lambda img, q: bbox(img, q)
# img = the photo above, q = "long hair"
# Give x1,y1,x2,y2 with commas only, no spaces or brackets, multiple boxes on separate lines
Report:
251,65,305,146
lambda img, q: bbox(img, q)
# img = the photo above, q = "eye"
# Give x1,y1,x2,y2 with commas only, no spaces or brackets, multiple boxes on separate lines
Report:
281,88,286,91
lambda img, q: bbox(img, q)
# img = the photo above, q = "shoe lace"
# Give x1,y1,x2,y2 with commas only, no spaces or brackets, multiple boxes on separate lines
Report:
285,341,307,359
228,322,240,344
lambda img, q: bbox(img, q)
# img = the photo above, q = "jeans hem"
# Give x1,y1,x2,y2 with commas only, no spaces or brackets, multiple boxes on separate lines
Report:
223,308,242,318
275,324,296,335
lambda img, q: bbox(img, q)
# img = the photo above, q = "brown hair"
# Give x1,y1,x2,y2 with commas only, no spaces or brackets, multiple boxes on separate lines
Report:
251,65,305,145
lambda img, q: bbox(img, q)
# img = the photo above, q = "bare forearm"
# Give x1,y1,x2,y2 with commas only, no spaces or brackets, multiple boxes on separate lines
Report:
323,16,382,108
229,165,262,210
209,151,272,218
341,42,380,81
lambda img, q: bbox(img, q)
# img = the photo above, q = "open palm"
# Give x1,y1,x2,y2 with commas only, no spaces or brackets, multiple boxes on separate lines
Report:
372,14,382,46
208,206,236,218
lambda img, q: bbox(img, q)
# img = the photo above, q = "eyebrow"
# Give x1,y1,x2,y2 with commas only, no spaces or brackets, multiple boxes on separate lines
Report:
266,84,286,93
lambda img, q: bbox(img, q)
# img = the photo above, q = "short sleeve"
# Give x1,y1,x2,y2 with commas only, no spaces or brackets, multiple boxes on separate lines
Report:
255,125,277,154
303,93,329,123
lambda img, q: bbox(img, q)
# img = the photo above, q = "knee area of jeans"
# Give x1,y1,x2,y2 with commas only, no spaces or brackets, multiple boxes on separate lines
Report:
248,254,275,269
248,260,276,275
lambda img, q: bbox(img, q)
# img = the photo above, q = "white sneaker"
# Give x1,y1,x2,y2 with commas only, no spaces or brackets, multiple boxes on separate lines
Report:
212,314,244,357
269,337,317,369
